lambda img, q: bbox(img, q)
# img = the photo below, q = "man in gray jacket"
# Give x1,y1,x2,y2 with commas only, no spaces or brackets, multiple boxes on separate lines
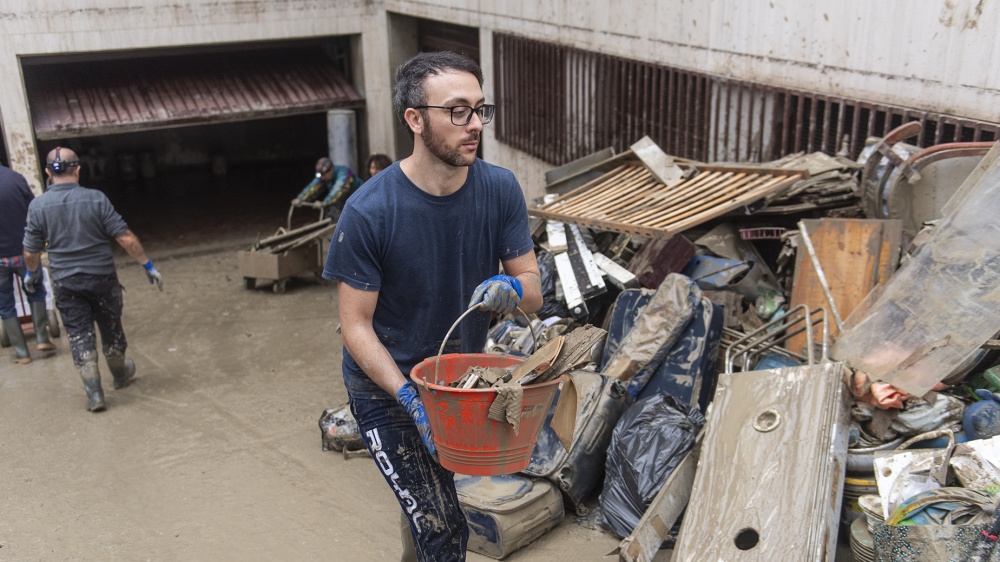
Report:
23,147,163,412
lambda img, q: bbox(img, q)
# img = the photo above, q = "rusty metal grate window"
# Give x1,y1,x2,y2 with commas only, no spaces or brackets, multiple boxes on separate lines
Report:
494,34,710,164
493,33,999,166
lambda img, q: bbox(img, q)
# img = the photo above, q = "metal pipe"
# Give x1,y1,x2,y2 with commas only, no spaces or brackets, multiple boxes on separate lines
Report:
796,221,845,332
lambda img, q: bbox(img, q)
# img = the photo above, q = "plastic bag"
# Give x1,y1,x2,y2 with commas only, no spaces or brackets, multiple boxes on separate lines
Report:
318,405,363,452
598,394,705,538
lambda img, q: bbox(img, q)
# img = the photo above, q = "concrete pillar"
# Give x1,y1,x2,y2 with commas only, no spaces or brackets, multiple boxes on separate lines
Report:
0,53,43,194
327,109,358,173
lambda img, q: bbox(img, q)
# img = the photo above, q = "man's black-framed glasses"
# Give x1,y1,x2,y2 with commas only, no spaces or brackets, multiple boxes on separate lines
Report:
412,104,496,126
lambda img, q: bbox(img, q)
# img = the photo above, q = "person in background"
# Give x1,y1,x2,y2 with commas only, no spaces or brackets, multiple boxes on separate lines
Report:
365,153,393,181
23,147,163,412
292,156,363,215
323,51,541,561
0,161,55,364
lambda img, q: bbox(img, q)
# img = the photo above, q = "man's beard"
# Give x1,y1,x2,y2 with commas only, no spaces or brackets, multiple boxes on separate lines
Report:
423,118,477,167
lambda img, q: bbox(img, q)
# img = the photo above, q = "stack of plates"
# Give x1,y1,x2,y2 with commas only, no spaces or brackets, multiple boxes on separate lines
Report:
850,516,876,562
842,475,880,525
858,494,885,533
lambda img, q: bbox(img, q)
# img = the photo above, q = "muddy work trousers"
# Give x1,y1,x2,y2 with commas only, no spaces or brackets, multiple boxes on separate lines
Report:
344,370,468,562
52,272,127,367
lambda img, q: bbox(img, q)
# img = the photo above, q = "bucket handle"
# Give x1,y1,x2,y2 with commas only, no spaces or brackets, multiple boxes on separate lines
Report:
431,305,537,387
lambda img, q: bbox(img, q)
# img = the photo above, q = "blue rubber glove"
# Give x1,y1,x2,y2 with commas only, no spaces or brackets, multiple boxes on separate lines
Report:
396,381,437,458
23,268,40,293
143,260,163,291
469,274,523,315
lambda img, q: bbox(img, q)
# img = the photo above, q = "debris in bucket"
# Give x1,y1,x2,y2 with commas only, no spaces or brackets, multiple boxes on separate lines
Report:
451,365,511,389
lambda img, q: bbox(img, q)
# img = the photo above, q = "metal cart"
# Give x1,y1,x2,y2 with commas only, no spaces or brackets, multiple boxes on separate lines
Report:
238,216,335,294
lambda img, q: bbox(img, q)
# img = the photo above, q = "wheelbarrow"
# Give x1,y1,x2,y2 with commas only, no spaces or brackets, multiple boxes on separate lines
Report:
0,266,61,347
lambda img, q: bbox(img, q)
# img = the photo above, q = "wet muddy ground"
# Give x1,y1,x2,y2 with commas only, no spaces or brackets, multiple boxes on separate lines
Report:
0,183,651,561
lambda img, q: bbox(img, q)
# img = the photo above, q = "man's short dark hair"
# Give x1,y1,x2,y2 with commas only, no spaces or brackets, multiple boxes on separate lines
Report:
393,51,484,138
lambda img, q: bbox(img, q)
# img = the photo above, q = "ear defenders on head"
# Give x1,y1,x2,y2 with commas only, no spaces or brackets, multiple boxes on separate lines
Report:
47,146,80,173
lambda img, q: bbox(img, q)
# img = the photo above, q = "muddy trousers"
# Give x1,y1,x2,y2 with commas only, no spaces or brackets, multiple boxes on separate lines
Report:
52,273,126,367
344,371,468,562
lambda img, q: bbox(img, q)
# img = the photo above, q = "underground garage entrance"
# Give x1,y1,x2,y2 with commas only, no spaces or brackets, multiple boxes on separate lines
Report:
21,39,365,254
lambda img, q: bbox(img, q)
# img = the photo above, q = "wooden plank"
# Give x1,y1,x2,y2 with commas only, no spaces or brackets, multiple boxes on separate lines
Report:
546,166,643,214
553,167,653,215
788,219,903,354
613,171,729,222
528,165,801,239
648,176,783,227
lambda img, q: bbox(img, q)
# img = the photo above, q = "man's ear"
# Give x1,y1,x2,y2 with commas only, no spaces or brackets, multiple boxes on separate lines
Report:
403,107,424,136
43,167,52,180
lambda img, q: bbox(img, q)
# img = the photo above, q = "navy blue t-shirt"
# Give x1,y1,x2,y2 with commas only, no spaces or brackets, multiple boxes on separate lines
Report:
323,159,534,378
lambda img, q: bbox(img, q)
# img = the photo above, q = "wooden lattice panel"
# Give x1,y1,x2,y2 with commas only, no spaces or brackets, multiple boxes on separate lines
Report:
530,162,806,238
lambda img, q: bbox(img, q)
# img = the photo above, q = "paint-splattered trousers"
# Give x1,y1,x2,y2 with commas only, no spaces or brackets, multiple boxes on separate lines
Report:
343,369,469,562
52,272,127,367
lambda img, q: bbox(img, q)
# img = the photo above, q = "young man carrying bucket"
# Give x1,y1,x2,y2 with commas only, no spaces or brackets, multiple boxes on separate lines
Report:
322,51,542,561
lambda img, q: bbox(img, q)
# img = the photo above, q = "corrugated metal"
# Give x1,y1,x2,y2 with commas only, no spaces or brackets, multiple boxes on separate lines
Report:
529,161,805,239
28,58,364,140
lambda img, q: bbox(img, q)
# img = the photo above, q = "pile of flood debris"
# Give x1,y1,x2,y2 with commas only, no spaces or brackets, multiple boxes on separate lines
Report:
323,126,1000,561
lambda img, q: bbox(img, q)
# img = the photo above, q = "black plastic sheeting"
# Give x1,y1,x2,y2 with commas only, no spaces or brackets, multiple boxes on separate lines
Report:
598,394,705,539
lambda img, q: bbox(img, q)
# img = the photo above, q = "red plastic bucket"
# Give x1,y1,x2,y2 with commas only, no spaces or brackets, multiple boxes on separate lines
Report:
411,353,563,476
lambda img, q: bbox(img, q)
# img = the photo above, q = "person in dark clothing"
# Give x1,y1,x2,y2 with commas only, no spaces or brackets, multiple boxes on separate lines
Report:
0,162,55,364
23,147,163,412
323,52,541,561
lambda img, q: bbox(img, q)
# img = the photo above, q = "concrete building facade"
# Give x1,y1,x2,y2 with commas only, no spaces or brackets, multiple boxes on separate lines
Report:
1,0,997,200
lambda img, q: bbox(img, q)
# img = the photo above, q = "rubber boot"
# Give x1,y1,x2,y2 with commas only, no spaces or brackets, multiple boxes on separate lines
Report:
3,317,31,364
77,353,106,412
106,355,136,390
30,301,56,351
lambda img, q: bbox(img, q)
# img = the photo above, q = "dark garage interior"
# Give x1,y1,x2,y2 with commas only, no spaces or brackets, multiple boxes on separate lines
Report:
21,38,364,255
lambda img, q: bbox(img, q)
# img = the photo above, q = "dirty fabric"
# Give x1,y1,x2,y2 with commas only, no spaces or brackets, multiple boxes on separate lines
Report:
488,381,524,434
52,272,126,367
602,274,697,386
890,393,965,436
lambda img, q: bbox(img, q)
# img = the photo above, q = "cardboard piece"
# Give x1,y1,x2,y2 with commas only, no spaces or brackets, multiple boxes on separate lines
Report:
550,377,577,454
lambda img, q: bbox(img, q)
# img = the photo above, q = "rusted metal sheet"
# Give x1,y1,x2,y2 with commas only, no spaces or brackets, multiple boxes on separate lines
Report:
28,58,364,140
529,161,805,239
